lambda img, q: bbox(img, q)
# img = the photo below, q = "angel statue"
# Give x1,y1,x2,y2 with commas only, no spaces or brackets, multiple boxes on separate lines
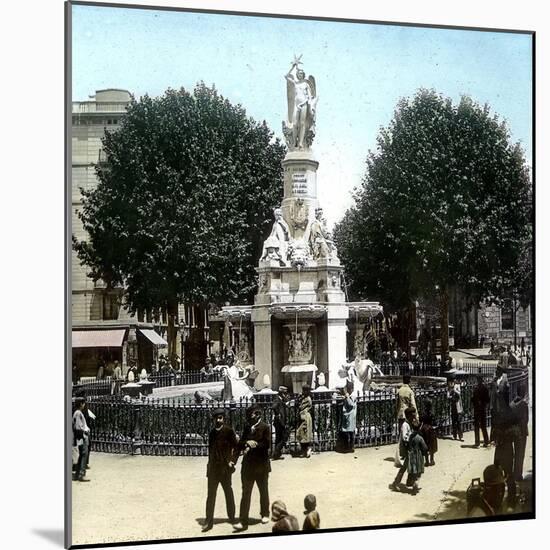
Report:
283,55,318,150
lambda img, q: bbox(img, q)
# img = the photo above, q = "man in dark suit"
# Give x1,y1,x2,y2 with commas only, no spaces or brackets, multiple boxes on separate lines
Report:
272,386,291,460
472,375,490,447
234,404,271,531
202,408,238,532
511,385,529,482
490,367,520,507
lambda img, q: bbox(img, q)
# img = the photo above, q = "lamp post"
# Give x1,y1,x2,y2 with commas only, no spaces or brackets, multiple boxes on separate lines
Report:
180,319,189,370
513,295,518,350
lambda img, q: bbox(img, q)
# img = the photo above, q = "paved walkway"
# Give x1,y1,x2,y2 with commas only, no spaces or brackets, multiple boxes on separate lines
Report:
451,348,496,361
71,428,532,546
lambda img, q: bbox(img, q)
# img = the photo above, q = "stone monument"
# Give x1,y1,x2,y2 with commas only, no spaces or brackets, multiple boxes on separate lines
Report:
223,56,382,392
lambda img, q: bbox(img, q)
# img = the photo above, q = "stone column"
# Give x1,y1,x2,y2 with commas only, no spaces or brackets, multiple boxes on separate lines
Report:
126,327,138,369
252,306,273,389
122,340,128,377
236,323,253,365
325,304,349,388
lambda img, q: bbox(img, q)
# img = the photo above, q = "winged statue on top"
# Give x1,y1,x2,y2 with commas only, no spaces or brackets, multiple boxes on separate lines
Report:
283,55,318,150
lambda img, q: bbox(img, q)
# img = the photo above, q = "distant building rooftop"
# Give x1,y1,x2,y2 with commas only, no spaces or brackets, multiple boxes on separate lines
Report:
73,88,131,114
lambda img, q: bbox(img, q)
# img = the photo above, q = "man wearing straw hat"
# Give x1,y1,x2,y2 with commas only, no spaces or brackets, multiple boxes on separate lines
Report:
202,408,238,532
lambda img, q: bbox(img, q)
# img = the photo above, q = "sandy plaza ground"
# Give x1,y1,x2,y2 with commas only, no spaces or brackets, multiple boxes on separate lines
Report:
71,426,533,546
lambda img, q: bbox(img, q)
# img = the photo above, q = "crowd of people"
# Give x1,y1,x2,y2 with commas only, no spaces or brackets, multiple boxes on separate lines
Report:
490,339,531,368
467,368,530,517
73,346,530,524
387,366,529,515
199,360,529,531
201,404,321,533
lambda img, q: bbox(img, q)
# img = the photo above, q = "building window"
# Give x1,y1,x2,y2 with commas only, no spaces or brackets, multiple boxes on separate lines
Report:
500,302,514,331
98,149,108,164
103,293,120,320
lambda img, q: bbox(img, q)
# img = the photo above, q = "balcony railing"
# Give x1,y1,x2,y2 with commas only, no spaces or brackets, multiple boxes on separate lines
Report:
72,102,129,114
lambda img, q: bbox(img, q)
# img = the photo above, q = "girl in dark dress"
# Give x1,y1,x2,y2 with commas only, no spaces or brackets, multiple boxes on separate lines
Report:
419,399,438,466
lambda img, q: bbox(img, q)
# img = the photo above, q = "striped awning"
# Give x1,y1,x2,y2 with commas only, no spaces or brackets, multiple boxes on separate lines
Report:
72,329,126,348
139,329,168,347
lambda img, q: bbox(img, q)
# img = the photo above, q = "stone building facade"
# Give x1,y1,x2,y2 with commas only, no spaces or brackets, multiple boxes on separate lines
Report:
477,301,532,347
71,89,214,376
72,90,172,376
72,89,132,326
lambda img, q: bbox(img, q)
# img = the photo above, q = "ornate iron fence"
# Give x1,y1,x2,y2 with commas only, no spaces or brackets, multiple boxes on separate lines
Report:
74,362,496,398
149,370,223,387
377,360,496,378
85,367,528,457
73,371,223,398
72,379,112,398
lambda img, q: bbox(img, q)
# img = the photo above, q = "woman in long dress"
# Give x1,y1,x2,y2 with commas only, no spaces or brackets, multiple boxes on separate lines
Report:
297,384,313,458
337,381,357,453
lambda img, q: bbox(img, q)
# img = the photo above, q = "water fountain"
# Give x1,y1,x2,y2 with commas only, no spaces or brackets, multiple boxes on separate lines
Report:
222,56,383,391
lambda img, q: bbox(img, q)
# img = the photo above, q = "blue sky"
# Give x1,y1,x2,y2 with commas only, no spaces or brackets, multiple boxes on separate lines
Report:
72,4,533,227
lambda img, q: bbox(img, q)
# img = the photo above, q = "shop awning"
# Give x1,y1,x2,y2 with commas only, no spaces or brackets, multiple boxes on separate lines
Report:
139,329,168,347
72,329,126,348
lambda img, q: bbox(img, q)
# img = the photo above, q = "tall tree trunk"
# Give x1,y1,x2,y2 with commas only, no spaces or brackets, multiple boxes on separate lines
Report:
167,299,179,364
439,287,450,362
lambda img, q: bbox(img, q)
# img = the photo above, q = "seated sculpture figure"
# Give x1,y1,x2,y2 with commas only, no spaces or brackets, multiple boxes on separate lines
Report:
307,207,334,260
261,207,291,266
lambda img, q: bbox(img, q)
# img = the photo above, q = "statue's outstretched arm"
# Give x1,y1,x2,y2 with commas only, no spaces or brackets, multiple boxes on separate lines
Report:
285,61,298,81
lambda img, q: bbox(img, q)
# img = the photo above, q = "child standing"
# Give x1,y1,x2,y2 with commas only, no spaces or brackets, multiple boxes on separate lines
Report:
390,407,428,495
390,407,414,492
405,419,429,494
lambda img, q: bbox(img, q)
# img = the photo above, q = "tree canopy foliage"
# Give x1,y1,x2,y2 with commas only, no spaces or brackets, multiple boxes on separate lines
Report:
334,89,532,354
74,84,286,315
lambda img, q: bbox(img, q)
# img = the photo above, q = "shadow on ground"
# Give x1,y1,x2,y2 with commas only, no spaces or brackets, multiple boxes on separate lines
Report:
410,474,534,524
194,518,262,526
33,528,64,546
194,518,233,526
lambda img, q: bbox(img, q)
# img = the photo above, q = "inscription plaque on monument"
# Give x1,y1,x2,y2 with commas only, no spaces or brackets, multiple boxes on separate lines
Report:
291,173,309,196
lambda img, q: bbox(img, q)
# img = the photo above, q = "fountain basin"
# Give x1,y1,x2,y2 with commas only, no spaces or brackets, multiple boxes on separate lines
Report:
281,363,318,393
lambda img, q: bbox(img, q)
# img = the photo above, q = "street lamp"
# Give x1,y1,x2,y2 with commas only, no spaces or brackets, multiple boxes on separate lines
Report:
180,319,189,370
512,294,518,350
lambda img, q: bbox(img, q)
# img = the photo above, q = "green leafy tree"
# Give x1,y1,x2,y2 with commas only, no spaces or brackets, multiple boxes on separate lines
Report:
73,84,285,358
334,89,532,359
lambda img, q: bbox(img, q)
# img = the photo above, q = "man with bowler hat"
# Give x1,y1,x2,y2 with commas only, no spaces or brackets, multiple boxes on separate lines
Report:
202,408,238,532
234,404,271,531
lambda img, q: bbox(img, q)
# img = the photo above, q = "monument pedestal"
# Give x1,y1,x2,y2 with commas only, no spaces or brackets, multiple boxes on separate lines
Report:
281,151,319,241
